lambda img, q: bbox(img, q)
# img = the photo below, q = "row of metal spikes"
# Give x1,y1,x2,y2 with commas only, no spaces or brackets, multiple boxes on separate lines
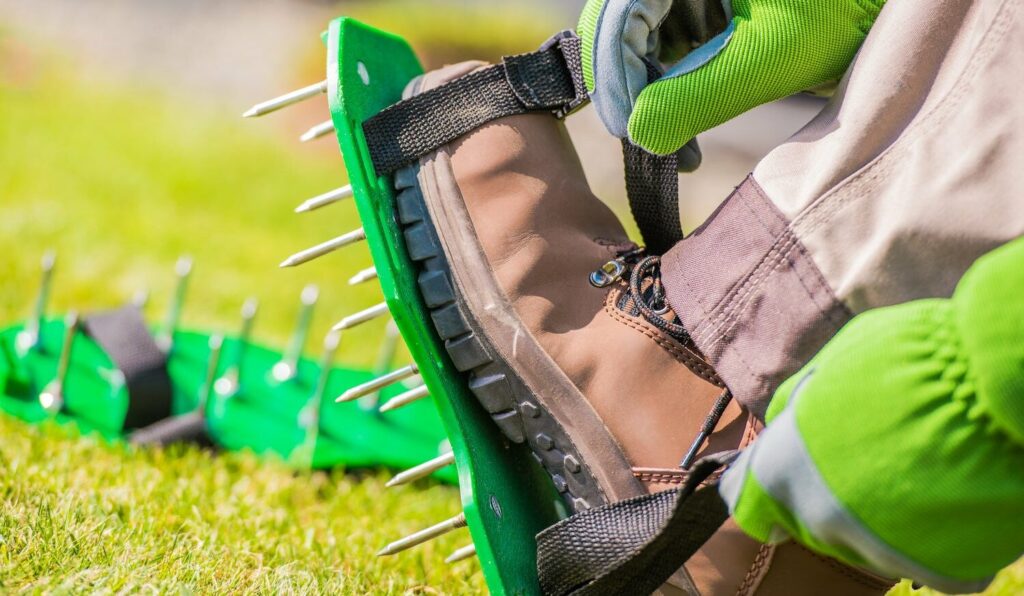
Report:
241,80,477,565
16,248,472,562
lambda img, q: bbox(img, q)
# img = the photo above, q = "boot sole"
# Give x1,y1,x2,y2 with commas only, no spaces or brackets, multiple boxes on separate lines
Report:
389,69,648,511
392,163,610,511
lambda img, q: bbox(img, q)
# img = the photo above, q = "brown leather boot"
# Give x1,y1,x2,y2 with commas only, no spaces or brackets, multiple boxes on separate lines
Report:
397,62,894,596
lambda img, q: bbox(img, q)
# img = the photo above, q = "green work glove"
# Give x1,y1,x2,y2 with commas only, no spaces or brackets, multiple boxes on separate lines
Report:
577,0,885,156
719,237,1024,594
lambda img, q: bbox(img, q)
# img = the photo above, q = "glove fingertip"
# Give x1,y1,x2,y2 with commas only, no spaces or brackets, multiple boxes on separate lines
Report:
626,78,708,155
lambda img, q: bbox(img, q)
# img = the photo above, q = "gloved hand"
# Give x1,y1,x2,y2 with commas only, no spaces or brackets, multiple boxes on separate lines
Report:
577,0,885,156
719,237,1024,594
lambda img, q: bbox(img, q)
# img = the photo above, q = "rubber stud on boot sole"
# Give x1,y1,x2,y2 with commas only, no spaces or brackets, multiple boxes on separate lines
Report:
430,303,472,340
468,372,516,414
492,410,526,443
417,271,456,309
396,186,427,224
445,334,491,371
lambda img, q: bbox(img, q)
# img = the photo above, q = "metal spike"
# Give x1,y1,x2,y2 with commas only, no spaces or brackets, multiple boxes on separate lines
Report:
131,289,150,310
347,266,378,286
272,284,319,382
197,334,224,411
294,185,354,214
300,329,342,430
279,228,366,268
335,363,418,403
378,384,429,413
299,119,335,142
376,513,467,557
214,298,259,397
242,80,327,118
445,544,477,564
330,301,388,332
39,310,78,413
386,451,455,487
16,250,56,355
157,256,193,352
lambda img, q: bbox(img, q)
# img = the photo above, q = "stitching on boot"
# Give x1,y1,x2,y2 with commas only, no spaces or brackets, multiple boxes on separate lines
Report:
631,468,724,487
593,238,636,251
742,417,760,447
632,469,687,484
735,543,775,596
604,292,725,387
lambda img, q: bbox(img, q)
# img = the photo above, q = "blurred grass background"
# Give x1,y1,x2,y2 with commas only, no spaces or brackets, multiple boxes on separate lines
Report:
0,0,1020,593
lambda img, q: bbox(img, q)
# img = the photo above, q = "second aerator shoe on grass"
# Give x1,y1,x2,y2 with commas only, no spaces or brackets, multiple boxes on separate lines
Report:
389,62,893,594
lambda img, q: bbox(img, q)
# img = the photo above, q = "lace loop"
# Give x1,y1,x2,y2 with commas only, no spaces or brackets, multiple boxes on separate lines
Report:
628,256,690,342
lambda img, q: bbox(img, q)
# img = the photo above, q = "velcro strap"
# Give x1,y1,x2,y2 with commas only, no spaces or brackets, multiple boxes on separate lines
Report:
83,306,173,429
536,450,739,595
362,32,585,177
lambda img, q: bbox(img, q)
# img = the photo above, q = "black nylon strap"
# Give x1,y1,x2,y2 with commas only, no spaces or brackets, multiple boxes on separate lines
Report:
130,411,213,447
361,30,684,259
622,140,682,255
363,33,585,177
83,306,173,429
620,59,685,255
536,450,739,596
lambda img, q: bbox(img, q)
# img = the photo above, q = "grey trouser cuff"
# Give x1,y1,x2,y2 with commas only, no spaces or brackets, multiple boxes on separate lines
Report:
661,177,851,418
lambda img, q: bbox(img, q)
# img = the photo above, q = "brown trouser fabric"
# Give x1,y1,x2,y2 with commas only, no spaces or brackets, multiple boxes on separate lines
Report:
662,0,1024,416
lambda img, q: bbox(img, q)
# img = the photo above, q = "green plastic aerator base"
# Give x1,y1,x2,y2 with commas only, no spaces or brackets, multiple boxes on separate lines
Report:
327,17,561,595
0,318,454,482
0,319,126,439
171,329,453,478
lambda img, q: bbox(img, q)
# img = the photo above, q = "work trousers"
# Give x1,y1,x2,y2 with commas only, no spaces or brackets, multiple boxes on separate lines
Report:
662,0,1024,415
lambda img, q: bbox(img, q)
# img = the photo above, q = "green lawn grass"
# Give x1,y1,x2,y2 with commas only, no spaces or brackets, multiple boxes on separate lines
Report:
0,26,1020,596
0,417,485,593
0,33,482,593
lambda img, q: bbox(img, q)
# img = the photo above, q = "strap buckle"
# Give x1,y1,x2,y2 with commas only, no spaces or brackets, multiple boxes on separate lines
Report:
536,30,590,119
507,29,589,119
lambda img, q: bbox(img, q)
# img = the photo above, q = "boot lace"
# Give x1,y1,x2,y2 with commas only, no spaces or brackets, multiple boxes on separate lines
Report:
595,252,732,469
627,256,691,344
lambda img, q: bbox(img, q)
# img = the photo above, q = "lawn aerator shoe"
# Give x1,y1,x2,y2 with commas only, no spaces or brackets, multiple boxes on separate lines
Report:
0,252,453,482
250,19,894,595
361,60,893,595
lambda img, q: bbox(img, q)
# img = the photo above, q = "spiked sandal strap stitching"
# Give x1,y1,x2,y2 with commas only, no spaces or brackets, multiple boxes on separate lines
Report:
362,31,684,254
83,305,174,429
536,450,739,596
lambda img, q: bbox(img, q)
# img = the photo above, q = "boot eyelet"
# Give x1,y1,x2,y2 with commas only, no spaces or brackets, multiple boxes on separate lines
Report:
588,260,626,288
